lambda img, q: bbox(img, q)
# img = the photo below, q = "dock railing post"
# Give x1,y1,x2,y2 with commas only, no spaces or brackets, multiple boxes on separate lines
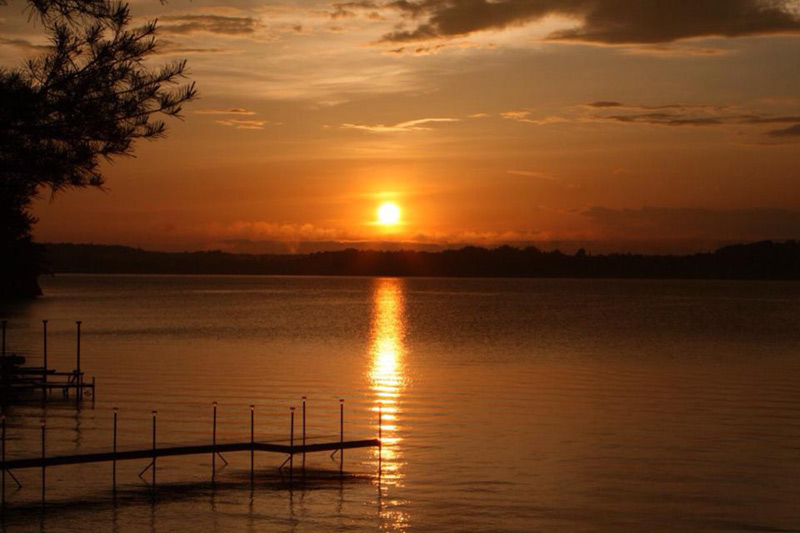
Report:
249,405,254,484
339,399,344,474
42,320,48,397
212,402,217,483
41,420,45,508
378,404,382,476
112,408,118,494
289,407,295,485
75,321,82,400
301,396,306,476
151,411,157,489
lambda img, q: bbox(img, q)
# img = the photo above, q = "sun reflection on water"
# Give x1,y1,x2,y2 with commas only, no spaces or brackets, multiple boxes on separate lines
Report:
369,278,410,529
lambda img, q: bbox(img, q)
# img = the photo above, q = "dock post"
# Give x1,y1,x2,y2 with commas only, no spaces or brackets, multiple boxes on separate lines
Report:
1,321,6,398
75,321,82,401
289,407,295,486
2,413,5,510
41,420,45,508
249,405,254,484
212,402,217,483
42,320,48,397
92,377,96,406
378,404,382,473
301,396,306,476
112,408,118,494
339,399,344,474
151,411,157,489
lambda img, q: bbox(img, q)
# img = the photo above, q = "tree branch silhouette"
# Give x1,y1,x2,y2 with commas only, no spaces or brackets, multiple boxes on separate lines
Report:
0,0,196,297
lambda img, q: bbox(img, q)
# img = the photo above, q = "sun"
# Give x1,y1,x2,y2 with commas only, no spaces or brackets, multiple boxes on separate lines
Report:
377,202,401,225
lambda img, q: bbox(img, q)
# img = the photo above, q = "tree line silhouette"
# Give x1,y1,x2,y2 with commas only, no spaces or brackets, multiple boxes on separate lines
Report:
44,240,800,280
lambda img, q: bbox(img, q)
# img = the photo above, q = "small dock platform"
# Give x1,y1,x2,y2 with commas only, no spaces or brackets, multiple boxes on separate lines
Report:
1,320,95,401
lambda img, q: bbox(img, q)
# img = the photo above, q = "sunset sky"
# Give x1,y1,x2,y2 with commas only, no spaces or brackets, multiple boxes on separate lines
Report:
3,0,800,253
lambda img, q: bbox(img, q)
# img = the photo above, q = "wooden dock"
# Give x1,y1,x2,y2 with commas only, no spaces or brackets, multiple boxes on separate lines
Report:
0,400,384,508
1,320,96,401
0,439,380,470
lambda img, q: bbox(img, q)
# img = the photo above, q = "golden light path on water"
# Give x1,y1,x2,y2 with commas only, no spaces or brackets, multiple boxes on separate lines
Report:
368,278,409,530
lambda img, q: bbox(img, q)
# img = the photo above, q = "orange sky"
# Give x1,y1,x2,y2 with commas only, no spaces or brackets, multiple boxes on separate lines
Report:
3,0,800,253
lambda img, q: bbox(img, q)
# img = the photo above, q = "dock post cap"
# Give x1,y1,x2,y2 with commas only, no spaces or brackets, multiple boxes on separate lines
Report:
249,404,255,410
213,401,218,407
302,396,307,400
152,410,157,416
41,420,46,428
290,406,295,411
76,320,82,324
113,407,118,413
42,319,48,324
339,398,344,403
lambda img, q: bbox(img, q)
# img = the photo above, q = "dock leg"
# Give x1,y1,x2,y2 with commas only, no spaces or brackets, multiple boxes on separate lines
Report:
378,404,382,480
75,321,82,402
41,420,45,509
289,407,295,487
151,411,157,489
112,408,118,495
2,414,5,511
212,402,217,484
250,405,254,485
42,320,48,399
339,399,344,476
301,397,306,478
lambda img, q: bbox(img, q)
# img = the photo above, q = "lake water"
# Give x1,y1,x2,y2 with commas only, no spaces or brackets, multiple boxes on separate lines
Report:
1,275,800,532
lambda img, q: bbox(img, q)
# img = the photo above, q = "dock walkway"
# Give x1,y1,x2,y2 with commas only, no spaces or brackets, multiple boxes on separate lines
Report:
0,438,380,470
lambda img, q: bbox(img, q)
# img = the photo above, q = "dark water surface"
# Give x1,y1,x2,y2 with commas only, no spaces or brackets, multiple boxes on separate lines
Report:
1,275,800,532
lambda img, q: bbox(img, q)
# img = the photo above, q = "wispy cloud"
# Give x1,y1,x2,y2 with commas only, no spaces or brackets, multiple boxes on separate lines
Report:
341,117,459,133
216,119,273,130
0,36,49,52
501,110,569,125
159,15,261,36
195,108,256,115
500,101,800,140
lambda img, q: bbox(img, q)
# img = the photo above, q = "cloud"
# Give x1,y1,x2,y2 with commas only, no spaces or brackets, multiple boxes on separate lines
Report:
216,119,273,130
767,124,800,137
330,1,380,19
0,36,49,52
159,15,261,36
341,117,459,132
582,206,800,240
592,110,800,128
382,0,800,44
206,221,344,242
572,101,800,136
583,101,725,112
154,39,239,55
195,108,256,115
501,110,569,125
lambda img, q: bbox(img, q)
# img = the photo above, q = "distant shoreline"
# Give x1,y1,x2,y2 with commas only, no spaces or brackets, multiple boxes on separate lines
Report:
42,241,800,281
